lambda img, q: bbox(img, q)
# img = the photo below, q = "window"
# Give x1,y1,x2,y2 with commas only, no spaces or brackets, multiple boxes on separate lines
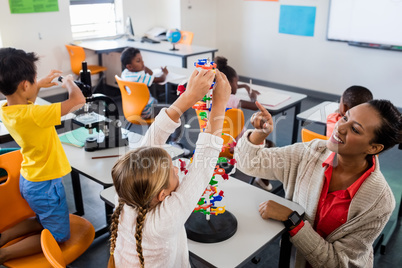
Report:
69,0,122,40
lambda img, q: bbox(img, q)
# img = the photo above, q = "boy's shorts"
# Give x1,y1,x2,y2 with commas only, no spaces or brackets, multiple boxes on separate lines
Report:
20,175,70,242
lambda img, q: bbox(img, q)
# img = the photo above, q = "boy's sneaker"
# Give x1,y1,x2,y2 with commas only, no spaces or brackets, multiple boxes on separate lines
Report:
255,177,273,191
169,142,192,157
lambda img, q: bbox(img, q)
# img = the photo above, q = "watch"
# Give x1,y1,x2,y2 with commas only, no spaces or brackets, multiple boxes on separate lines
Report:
283,211,302,230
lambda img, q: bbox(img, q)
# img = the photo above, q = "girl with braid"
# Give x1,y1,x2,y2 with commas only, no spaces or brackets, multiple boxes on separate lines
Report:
108,68,231,267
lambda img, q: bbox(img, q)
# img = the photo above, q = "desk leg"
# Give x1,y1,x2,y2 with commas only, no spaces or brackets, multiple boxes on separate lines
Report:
182,57,187,68
104,186,113,226
292,103,302,144
165,83,170,104
71,170,85,216
279,232,291,268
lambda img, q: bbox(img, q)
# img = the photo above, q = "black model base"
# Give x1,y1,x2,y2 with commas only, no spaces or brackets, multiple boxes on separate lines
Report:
185,210,237,243
170,43,179,51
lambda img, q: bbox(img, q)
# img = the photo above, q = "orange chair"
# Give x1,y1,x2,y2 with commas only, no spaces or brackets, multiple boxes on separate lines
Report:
178,31,194,45
65,44,107,90
41,229,66,268
115,75,155,127
301,128,329,142
195,107,245,158
0,150,95,268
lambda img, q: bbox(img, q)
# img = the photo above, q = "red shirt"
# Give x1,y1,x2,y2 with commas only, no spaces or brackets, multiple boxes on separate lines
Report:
290,152,375,239
326,112,342,137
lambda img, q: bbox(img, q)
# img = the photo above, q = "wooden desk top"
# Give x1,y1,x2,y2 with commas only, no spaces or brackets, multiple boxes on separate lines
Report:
100,176,304,267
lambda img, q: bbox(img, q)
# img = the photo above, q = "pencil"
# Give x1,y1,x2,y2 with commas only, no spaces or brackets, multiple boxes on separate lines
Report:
92,155,121,159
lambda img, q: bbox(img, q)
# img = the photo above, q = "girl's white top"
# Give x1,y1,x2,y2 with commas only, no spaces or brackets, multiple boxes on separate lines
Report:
114,109,223,267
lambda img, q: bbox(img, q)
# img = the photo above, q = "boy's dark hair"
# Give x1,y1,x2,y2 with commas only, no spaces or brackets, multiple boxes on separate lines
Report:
342,85,373,108
214,56,237,81
368,99,402,153
121,47,141,67
0,47,39,96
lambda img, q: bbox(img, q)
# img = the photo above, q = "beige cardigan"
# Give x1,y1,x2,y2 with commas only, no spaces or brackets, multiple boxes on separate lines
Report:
235,130,395,268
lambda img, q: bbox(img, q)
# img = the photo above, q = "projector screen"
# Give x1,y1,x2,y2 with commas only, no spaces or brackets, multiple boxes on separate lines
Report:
327,0,402,47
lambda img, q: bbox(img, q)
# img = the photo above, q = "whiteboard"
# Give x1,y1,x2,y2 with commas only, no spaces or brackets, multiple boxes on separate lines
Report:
327,0,402,46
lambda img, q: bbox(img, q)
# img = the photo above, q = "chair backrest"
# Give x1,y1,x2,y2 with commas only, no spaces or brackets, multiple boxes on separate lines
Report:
195,108,245,158
301,128,328,143
115,75,151,123
41,229,66,268
0,150,35,232
178,31,194,45
65,45,86,75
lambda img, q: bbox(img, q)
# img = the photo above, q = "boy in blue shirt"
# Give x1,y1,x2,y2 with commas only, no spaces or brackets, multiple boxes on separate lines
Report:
0,47,86,263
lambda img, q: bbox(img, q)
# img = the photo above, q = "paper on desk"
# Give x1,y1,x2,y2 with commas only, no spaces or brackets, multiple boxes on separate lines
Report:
152,68,186,85
236,89,291,107
59,127,101,147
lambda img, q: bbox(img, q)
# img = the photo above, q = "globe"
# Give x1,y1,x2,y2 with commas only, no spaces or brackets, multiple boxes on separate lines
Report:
166,29,182,43
166,28,181,51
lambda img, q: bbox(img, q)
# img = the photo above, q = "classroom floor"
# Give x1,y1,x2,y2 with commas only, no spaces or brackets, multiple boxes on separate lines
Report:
1,88,400,267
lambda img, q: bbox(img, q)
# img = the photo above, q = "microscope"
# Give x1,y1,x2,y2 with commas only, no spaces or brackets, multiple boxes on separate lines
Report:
61,62,128,151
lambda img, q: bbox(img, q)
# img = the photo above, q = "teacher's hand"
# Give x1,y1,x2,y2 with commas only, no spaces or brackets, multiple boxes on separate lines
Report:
248,101,273,145
259,200,293,222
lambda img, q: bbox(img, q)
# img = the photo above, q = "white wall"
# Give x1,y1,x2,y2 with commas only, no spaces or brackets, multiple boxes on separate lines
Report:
0,0,73,79
212,0,402,107
180,0,217,47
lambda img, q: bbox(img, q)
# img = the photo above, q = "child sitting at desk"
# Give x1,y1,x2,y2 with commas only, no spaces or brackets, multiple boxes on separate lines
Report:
120,47,168,119
0,47,85,263
215,56,260,110
108,69,231,268
326,85,373,137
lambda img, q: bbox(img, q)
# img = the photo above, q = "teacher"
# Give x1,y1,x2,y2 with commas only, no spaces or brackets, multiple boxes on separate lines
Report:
234,100,401,267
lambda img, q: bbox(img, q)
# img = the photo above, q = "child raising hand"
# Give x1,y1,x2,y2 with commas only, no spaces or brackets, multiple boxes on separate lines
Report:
108,69,231,268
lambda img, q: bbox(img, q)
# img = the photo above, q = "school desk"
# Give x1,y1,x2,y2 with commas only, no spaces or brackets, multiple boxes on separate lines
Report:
155,66,307,144
296,101,338,135
61,132,184,237
0,97,75,144
100,176,304,268
73,38,218,87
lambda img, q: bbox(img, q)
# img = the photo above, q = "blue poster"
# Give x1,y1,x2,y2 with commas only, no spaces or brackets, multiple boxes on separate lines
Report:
279,5,316,37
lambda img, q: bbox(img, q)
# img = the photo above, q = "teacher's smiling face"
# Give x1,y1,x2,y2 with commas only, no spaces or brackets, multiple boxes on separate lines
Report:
327,103,383,156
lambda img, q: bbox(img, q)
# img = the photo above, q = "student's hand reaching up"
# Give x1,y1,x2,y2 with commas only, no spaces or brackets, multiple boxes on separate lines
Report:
248,101,274,145
212,69,231,107
166,69,215,123
205,70,231,137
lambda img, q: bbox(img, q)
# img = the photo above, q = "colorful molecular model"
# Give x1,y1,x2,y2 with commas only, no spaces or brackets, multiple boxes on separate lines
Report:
179,157,236,221
177,59,238,221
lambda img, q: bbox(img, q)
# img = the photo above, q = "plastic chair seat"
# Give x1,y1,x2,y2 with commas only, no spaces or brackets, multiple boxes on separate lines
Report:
3,214,95,268
195,108,244,158
301,128,328,142
86,64,107,75
65,44,107,76
0,150,95,267
178,31,194,45
115,75,155,126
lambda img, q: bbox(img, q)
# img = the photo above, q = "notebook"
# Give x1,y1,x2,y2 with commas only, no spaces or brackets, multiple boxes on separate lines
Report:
236,88,291,107
59,127,100,148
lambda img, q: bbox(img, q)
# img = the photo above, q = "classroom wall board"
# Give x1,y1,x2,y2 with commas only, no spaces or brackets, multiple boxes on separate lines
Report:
209,0,402,107
327,0,402,48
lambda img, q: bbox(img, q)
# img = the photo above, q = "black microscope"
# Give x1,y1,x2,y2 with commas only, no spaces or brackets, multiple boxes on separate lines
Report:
60,62,128,151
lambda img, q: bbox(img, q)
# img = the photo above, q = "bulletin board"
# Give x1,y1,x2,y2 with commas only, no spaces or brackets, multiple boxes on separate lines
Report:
327,0,402,50
9,0,59,14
